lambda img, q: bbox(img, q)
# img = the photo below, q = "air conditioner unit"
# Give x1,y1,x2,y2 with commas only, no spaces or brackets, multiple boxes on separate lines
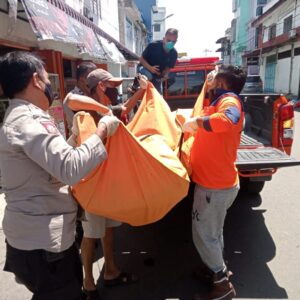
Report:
288,29,297,39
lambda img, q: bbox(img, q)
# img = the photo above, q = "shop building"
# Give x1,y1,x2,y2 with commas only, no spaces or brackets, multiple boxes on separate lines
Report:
0,0,146,131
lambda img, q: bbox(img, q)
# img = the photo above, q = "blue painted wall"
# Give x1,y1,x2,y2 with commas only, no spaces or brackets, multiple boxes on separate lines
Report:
135,0,157,42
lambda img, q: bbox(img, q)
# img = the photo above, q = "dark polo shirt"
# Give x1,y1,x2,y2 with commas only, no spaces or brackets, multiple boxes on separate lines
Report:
141,40,177,75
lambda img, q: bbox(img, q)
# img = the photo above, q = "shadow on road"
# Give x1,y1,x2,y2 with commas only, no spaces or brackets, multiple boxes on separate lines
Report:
96,185,205,300
224,191,287,299
93,186,287,299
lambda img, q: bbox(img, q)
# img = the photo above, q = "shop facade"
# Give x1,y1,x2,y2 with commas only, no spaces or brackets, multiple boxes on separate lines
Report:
0,0,139,132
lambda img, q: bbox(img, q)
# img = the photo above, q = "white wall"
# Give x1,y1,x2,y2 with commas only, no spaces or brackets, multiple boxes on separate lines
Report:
263,0,281,14
272,43,300,95
261,43,300,96
0,11,37,47
107,62,123,93
291,55,300,96
262,43,300,96
259,1,300,96
262,0,297,42
152,7,166,41
124,16,135,51
276,57,291,93
98,0,120,41
65,0,83,13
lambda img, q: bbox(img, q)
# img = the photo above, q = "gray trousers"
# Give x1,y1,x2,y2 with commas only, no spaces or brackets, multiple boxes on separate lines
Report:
192,184,239,273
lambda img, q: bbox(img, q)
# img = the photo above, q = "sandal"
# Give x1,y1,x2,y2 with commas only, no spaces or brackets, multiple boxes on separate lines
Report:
82,288,101,300
103,272,138,287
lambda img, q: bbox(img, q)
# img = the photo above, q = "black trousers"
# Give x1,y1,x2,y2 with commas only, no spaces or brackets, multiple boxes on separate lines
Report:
4,242,84,300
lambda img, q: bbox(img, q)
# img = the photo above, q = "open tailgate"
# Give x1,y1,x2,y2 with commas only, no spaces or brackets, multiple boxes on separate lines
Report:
236,147,300,170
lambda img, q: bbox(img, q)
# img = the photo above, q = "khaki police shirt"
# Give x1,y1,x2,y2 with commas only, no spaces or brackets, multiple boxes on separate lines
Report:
0,99,107,252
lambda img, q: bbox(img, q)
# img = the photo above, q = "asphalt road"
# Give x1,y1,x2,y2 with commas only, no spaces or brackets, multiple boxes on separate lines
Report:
0,109,300,300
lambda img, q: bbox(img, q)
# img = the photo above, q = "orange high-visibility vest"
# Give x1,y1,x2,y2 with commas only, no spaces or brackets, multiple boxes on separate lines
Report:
174,81,209,174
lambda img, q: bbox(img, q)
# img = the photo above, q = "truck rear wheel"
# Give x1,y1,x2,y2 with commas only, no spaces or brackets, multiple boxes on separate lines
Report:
239,178,265,194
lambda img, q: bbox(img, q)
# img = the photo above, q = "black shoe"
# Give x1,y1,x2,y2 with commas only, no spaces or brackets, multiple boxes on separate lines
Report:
82,288,101,300
193,265,214,284
195,271,235,300
207,277,236,300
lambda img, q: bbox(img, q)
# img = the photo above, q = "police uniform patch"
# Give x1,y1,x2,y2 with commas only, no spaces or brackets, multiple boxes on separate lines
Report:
40,121,59,134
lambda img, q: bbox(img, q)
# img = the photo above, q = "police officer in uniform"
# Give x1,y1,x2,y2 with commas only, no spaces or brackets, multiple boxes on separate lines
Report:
0,51,120,300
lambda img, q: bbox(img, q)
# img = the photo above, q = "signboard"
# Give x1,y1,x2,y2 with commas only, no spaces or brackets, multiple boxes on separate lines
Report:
21,0,107,60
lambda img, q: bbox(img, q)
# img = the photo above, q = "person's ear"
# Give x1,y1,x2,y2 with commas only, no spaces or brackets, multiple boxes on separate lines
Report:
78,76,84,84
32,72,43,89
218,78,229,90
98,81,107,92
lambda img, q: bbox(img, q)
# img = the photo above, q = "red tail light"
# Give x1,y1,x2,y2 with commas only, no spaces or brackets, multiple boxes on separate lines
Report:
279,103,294,149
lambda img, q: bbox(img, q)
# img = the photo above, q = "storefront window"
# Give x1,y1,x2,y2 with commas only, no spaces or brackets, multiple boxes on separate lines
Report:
63,59,77,94
63,60,73,78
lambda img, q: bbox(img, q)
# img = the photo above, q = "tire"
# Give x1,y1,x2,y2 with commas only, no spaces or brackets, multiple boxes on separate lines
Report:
240,178,265,194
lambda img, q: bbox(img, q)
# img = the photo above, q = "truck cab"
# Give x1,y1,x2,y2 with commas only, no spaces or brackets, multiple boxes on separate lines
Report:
163,57,219,110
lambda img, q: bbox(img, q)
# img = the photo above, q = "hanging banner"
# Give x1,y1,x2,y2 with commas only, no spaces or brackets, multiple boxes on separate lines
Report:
21,0,106,59
97,34,126,63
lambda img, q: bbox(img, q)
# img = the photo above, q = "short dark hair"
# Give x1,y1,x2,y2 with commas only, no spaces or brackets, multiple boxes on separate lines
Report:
165,28,178,37
0,51,45,99
76,62,97,80
215,65,247,94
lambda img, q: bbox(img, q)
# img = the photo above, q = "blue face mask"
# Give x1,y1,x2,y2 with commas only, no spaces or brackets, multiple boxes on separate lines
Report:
165,41,175,51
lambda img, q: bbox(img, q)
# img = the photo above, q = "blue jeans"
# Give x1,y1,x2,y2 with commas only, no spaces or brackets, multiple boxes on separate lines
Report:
137,65,162,94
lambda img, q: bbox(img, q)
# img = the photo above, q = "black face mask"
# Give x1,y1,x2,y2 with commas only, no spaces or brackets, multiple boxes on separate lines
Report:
207,89,215,102
44,83,54,106
105,87,119,105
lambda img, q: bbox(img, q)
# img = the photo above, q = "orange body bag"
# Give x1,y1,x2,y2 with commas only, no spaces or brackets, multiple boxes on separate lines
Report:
71,83,189,226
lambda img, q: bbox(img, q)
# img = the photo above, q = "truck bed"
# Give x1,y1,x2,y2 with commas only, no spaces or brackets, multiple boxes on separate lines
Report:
237,133,300,170
237,94,300,170
239,133,263,148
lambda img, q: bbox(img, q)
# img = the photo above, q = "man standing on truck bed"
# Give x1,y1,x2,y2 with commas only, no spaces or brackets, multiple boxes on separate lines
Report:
182,65,247,300
137,28,178,94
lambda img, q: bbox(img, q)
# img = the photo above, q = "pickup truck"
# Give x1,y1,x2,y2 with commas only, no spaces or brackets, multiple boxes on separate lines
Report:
235,93,300,193
164,61,300,194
